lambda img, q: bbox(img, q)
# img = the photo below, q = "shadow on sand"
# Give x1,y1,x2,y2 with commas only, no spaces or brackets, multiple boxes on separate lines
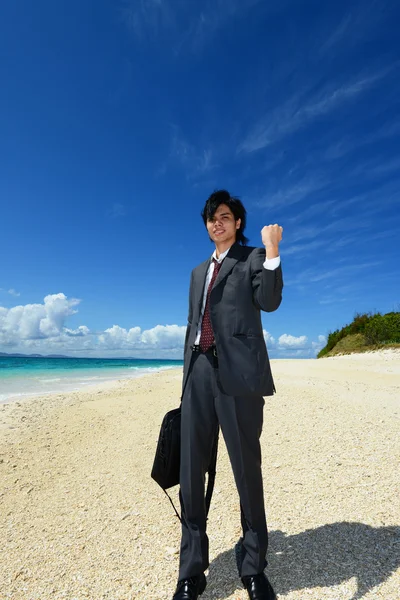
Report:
203,522,400,599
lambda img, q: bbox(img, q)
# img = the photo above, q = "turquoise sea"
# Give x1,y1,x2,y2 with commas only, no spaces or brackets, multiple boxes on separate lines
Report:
0,356,183,403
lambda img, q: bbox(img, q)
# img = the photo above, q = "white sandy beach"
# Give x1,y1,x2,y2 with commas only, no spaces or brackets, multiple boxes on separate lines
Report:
1,350,399,600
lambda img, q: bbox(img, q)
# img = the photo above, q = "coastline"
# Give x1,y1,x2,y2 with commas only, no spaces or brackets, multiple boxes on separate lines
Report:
1,352,399,599
0,359,184,405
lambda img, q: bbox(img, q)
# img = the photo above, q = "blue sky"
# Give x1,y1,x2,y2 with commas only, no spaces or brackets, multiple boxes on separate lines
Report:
0,0,399,359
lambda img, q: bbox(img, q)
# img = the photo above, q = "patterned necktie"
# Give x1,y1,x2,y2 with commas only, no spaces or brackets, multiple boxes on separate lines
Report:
199,258,223,352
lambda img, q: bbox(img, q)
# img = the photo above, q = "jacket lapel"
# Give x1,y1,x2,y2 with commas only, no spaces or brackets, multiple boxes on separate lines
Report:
213,243,243,289
193,258,210,322
192,244,243,320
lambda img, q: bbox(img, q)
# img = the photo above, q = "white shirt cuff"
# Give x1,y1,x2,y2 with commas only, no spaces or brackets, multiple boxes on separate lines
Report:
263,256,281,271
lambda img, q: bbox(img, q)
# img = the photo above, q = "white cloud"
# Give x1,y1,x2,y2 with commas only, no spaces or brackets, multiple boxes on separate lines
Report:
121,0,174,41
0,288,21,297
98,323,186,351
278,334,308,348
0,294,186,358
0,294,328,361
319,14,352,55
65,326,91,337
8,289,20,297
98,325,142,349
257,177,327,210
108,203,127,218
0,294,80,345
239,68,394,153
263,329,275,344
309,335,328,357
285,260,381,288
322,119,400,162
367,156,400,177
319,3,389,58
181,0,264,52
168,126,217,178
141,324,186,348
121,0,264,51
312,335,327,350
270,333,328,358
283,239,326,257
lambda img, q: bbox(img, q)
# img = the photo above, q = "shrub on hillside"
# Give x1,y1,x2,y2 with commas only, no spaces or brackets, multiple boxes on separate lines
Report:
318,311,400,357
364,312,400,344
348,312,375,334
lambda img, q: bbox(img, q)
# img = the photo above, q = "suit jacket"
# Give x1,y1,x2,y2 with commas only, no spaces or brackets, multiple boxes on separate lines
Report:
182,243,283,397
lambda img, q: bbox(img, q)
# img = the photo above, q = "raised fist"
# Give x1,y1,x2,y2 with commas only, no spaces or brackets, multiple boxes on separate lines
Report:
261,224,283,248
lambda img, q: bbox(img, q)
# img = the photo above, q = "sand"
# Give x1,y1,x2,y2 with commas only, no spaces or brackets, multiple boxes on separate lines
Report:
0,350,399,600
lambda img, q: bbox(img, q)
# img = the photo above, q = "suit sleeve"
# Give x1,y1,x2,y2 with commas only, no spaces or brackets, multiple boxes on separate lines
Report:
251,247,283,312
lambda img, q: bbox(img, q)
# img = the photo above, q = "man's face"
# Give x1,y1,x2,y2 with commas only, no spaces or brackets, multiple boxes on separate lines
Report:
206,204,241,245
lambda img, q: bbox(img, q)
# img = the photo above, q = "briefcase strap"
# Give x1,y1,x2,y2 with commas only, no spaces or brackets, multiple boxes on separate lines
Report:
166,435,218,524
163,488,182,522
168,363,218,524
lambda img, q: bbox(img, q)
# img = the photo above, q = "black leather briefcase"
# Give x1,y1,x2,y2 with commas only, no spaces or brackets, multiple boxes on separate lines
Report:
151,406,181,490
151,404,218,521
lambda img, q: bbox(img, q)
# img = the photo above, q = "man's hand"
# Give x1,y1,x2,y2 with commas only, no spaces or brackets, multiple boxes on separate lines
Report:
261,223,283,258
261,224,283,259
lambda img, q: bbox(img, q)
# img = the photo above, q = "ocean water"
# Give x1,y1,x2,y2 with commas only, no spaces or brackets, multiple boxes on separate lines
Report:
0,356,183,403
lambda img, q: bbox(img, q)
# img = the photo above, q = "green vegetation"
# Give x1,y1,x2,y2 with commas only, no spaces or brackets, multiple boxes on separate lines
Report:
317,311,400,358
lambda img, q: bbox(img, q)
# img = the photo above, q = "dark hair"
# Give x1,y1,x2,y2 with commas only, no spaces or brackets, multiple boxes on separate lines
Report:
201,189,249,245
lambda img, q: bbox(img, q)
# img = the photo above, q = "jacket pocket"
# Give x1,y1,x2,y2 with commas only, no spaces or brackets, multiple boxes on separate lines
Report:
233,333,263,339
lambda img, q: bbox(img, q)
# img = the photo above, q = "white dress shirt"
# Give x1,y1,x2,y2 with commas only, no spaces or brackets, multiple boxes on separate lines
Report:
194,248,281,345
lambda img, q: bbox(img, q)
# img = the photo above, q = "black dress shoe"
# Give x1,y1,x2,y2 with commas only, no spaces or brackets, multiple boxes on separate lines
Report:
172,573,206,599
241,573,277,600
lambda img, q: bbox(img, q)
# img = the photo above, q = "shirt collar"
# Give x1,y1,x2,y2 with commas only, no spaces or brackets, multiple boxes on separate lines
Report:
212,246,231,263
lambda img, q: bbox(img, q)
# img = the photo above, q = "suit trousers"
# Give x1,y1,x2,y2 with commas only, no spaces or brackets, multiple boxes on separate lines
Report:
179,350,268,580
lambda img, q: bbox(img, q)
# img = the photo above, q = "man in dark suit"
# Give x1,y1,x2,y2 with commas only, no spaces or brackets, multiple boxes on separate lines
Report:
173,190,283,600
